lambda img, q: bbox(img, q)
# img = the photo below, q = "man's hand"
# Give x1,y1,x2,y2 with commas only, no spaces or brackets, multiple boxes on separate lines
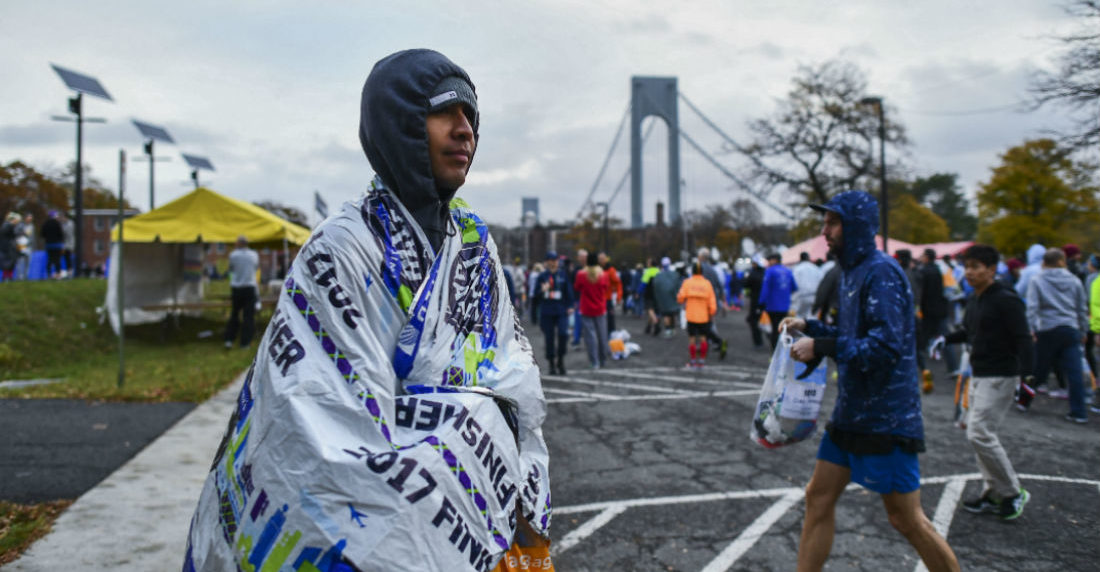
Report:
790,337,815,362
779,317,807,333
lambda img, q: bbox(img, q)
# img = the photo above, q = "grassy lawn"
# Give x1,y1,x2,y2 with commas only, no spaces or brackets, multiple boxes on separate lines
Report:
0,500,73,566
0,278,269,402
0,278,271,564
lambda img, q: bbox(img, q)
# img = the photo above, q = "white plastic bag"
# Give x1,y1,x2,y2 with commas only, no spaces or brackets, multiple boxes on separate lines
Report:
751,327,826,448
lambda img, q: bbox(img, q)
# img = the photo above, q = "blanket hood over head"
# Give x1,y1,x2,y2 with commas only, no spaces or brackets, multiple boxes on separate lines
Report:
359,49,479,251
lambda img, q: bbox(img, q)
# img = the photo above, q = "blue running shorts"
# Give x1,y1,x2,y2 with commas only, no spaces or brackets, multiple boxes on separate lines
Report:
817,432,921,494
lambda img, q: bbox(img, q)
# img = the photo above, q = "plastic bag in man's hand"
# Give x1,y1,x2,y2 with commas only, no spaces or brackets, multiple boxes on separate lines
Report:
751,327,826,448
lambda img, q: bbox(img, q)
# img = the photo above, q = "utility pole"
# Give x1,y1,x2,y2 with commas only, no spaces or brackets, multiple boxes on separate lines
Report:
860,96,888,252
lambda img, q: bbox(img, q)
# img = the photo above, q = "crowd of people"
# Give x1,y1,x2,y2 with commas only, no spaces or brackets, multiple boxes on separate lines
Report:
500,235,1100,422
0,209,77,280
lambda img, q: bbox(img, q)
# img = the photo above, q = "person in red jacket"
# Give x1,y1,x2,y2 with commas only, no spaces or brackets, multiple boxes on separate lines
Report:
575,252,611,369
678,262,718,369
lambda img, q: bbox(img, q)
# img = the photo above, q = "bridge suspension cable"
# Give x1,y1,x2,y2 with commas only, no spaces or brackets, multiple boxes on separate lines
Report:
677,92,794,221
606,117,658,210
676,126,795,221
576,103,631,219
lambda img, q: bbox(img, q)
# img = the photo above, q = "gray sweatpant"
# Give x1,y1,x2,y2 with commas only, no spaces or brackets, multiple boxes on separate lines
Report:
966,375,1022,500
580,314,609,368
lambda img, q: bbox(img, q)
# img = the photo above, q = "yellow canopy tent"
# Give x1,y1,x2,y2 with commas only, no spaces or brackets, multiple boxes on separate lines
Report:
104,187,312,334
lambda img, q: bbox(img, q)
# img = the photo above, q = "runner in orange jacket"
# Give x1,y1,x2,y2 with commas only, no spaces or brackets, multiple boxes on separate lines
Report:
677,262,718,369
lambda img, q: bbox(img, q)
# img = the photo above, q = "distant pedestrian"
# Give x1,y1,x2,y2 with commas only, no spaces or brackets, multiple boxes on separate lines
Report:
944,244,1033,520
744,255,766,347
812,252,841,325
40,210,64,279
1024,248,1089,423
695,248,729,358
534,251,573,374
0,212,19,281
651,257,683,338
571,248,588,346
917,248,960,393
574,251,610,368
782,190,959,572
61,212,75,276
759,252,797,350
678,262,718,369
641,258,661,334
527,261,544,321
599,252,622,332
15,213,33,280
792,251,823,319
1014,243,1046,298
222,235,260,349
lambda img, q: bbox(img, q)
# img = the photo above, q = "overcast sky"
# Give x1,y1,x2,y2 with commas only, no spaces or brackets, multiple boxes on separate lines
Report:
0,1,1079,229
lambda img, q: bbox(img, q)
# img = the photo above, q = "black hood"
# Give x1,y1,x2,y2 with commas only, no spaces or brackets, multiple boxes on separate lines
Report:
358,49,479,248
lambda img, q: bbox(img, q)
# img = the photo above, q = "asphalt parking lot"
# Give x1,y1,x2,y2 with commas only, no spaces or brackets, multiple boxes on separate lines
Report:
2,307,1096,571
533,309,1099,572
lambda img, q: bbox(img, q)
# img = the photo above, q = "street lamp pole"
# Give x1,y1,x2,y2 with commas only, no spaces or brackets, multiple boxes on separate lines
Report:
595,202,609,254
860,96,888,253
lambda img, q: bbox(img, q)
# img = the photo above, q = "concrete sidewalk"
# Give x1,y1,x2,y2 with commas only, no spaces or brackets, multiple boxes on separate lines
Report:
7,375,243,571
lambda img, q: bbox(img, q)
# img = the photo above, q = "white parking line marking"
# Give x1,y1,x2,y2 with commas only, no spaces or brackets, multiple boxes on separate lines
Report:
598,369,759,389
543,374,697,394
700,491,802,572
556,486,802,515
913,477,966,572
547,389,758,404
552,505,628,556
552,473,1100,569
542,387,621,400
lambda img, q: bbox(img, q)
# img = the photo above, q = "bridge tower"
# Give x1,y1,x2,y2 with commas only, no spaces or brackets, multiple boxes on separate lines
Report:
630,76,680,228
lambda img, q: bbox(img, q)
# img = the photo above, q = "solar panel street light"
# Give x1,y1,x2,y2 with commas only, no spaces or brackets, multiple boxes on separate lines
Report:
50,63,113,278
131,120,175,210
51,64,113,101
181,153,215,189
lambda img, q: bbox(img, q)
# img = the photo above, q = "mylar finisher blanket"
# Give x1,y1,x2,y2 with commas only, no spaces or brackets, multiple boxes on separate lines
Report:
185,179,551,571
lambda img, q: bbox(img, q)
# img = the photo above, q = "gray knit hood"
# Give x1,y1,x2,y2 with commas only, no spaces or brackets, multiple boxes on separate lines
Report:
358,49,479,249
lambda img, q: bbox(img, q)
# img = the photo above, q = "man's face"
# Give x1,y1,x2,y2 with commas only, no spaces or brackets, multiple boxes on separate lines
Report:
598,253,608,267
964,259,996,291
576,249,587,264
426,104,475,191
822,211,844,256
546,258,558,272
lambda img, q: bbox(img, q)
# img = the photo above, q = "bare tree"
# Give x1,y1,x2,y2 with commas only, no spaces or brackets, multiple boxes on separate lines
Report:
733,59,908,206
1029,0,1100,153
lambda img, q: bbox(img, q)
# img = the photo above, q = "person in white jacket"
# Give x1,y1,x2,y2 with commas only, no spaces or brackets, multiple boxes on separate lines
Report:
792,252,824,319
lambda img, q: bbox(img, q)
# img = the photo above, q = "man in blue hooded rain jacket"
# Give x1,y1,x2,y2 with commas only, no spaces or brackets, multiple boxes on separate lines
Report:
781,191,959,572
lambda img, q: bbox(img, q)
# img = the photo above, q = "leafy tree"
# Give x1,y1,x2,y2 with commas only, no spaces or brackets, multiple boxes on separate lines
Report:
728,199,763,232
733,59,908,206
888,194,950,244
0,161,70,225
894,173,978,240
977,138,1100,255
52,161,137,210
253,200,309,227
609,237,643,267
682,204,733,246
1029,0,1100,153
713,228,741,259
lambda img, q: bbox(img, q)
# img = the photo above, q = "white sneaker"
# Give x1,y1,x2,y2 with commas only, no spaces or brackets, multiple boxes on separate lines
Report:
1049,388,1069,400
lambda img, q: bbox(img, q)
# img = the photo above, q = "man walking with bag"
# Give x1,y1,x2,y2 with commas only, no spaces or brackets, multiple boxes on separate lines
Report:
781,190,959,572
